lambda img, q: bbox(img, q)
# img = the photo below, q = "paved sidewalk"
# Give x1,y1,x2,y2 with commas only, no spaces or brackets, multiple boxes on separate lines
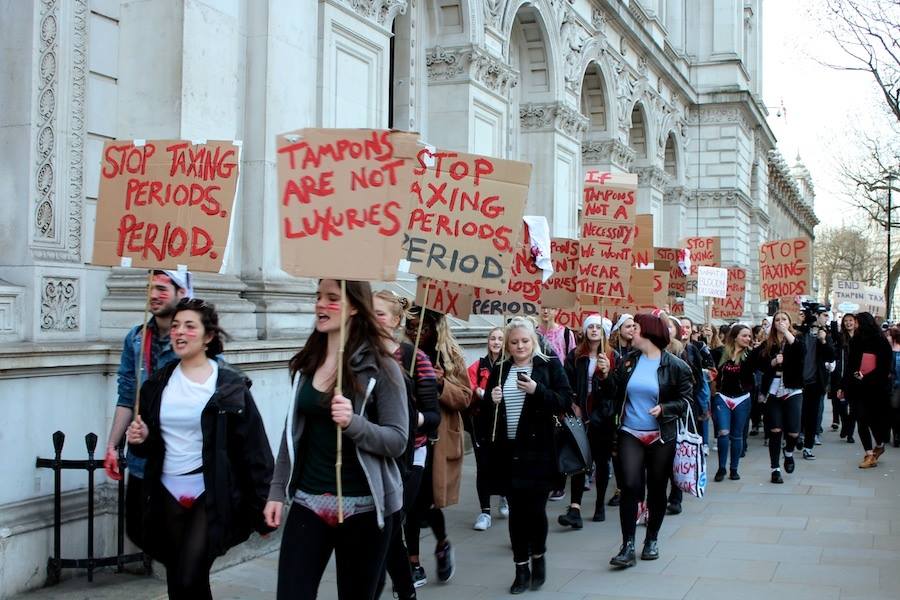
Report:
15,427,900,599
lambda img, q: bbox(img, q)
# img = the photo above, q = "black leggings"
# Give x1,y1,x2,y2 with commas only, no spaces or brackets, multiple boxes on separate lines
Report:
802,384,824,449
507,488,549,563
766,393,802,468
853,396,887,452
159,491,213,600
473,442,493,511
277,504,393,600
571,422,615,507
405,448,447,558
378,465,424,598
617,433,676,542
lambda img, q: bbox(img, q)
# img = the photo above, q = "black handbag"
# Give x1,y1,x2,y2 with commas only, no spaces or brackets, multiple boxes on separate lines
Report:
554,415,592,476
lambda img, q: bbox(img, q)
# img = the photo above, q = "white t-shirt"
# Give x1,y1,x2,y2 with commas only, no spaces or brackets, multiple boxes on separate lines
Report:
160,359,218,476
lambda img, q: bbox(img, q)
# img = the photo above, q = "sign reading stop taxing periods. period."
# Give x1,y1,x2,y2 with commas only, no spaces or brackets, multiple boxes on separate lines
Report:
403,147,531,291
759,237,811,300
472,229,542,316
277,128,418,281
92,139,240,272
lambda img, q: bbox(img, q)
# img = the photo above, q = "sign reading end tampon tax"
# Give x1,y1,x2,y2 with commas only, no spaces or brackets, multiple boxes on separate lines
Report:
403,147,530,291
277,128,418,281
92,139,240,272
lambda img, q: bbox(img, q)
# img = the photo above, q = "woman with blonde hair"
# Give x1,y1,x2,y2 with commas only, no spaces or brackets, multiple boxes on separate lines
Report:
372,290,440,600
480,317,571,593
402,306,471,587
712,324,756,481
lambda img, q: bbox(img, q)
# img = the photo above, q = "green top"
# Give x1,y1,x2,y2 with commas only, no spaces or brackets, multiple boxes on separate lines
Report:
295,377,370,496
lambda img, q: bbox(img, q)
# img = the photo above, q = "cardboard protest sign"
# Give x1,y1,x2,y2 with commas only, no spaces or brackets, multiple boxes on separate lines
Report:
403,147,530,291
277,128,418,281
92,139,240,272
832,280,885,317
633,214,654,268
471,231,542,316
712,267,746,319
579,171,638,300
415,278,474,320
697,266,728,298
683,236,720,277
629,270,670,308
759,237,811,300
542,238,579,308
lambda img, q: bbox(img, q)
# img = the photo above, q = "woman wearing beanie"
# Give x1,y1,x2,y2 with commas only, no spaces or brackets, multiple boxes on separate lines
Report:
558,315,617,528
595,313,691,568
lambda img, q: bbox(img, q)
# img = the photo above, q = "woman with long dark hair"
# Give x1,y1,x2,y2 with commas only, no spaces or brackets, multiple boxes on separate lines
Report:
846,312,892,468
597,312,691,568
712,324,756,481
831,313,857,443
755,311,806,483
372,290,440,600
481,317,571,593
126,299,274,599
263,279,409,599
403,305,471,587
467,327,508,531
558,314,616,528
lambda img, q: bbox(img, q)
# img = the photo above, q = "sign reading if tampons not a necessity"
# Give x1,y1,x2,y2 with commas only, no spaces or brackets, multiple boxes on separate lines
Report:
403,148,531,291
92,140,240,272
277,128,419,281
697,266,728,299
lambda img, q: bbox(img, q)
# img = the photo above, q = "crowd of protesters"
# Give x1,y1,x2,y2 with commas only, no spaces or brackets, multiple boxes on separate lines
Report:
104,269,896,598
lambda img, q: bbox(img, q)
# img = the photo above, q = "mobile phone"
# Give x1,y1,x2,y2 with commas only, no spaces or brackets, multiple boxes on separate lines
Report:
517,371,529,382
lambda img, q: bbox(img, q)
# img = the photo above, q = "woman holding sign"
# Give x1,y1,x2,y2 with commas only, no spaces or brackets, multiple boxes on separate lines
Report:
125,299,274,600
712,324,756,482
845,312,892,468
755,311,806,484
595,313,691,569
263,280,409,600
482,317,571,593
558,315,616,528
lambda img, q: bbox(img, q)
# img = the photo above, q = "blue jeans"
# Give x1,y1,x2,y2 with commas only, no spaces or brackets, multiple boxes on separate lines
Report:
713,393,752,471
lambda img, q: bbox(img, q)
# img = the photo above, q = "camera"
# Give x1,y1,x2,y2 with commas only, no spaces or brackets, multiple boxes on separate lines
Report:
798,301,829,333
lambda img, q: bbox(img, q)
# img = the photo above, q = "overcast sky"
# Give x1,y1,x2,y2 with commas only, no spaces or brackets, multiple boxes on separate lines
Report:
762,0,894,229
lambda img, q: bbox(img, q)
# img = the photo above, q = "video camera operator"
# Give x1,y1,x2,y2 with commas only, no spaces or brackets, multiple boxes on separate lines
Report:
798,304,835,459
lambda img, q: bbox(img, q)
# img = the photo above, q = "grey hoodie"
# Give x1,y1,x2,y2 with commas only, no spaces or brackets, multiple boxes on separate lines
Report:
267,342,408,529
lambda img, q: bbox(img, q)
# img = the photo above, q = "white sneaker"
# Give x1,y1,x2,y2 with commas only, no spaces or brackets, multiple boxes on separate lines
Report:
498,497,510,519
473,513,492,531
702,444,709,456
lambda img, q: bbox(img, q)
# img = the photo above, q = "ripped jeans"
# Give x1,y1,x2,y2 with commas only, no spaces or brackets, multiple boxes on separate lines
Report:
712,393,752,472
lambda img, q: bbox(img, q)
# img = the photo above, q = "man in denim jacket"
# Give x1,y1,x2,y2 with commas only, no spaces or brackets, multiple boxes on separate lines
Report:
102,270,192,510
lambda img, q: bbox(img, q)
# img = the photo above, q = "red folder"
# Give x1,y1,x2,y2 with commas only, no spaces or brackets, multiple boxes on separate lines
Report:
859,353,877,376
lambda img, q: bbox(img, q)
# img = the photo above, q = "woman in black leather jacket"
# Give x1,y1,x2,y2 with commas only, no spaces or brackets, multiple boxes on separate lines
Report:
596,312,691,569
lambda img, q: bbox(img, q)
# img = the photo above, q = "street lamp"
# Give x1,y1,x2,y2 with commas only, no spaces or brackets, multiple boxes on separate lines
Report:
888,171,896,321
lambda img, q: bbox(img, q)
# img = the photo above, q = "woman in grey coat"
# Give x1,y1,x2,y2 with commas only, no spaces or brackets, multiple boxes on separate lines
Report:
263,279,409,600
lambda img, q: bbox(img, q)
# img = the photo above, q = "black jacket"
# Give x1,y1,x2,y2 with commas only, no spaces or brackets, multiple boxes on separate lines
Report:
830,336,852,397
752,335,806,394
802,330,836,388
596,350,691,443
128,360,274,562
844,333,892,395
564,349,617,427
477,354,571,491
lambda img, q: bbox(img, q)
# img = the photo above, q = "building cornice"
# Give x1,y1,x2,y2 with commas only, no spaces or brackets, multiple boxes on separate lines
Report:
520,101,590,140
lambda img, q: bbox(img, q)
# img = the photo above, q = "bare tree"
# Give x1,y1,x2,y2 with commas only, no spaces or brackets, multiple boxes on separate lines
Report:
821,0,900,315
815,225,884,302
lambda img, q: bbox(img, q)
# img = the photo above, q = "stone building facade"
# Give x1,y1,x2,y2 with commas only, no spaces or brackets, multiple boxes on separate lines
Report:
0,0,818,595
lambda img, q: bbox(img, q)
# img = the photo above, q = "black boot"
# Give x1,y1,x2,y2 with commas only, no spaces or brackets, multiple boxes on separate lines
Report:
530,555,546,590
641,538,660,560
557,506,583,529
510,563,531,594
609,538,636,568
592,503,606,522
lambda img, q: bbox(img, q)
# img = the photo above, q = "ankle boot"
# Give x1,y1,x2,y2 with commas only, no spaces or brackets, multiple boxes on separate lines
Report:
530,555,546,590
592,503,606,522
609,538,636,568
510,563,531,594
641,538,660,560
